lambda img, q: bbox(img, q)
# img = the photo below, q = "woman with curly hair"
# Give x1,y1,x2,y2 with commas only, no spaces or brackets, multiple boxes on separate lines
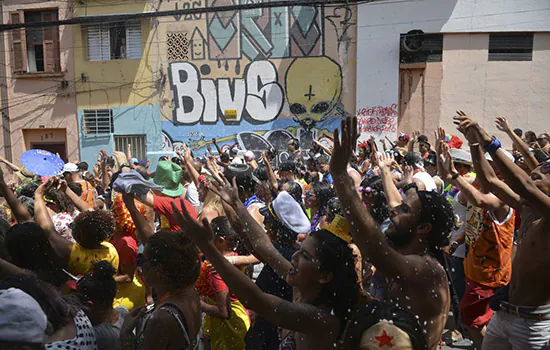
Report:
33,177,119,277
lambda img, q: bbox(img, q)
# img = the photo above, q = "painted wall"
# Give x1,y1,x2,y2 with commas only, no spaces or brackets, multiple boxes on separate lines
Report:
153,0,357,162
2,0,79,163
73,0,162,163
357,0,550,142
78,105,163,164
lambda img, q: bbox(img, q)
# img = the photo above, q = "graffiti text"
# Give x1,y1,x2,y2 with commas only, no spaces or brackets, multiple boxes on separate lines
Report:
169,60,284,125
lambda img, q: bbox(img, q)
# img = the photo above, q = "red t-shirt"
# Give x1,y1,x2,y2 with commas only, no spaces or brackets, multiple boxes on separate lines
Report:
153,194,196,231
111,232,138,266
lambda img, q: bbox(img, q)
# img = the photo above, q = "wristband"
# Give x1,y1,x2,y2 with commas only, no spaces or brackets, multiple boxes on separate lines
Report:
484,137,502,153
450,241,459,251
402,182,418,193
451,172,460,180
120,163,131,169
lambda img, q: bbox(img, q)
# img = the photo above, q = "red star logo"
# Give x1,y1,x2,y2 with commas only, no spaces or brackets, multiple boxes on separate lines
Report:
375,330,394,347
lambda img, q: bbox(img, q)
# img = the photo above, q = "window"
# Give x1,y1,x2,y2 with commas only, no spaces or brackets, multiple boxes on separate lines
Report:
489,33,533,61
114,135,147,160
10,9,60,73
400,32,443,64
167,32,189,61
83,109,114,135
87,21,142,61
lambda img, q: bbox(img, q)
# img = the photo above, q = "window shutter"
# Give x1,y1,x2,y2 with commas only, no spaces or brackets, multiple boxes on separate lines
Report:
87,24,110,61
488,33,533,61
42,11,60,72
126,21,142,59
10,11,27,72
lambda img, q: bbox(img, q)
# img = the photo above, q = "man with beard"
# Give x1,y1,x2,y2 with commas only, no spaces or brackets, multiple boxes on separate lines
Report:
331,117,454,350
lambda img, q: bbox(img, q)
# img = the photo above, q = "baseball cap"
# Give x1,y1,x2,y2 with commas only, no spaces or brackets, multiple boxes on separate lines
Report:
62,163,79,173
0,288,48,344
260,191,311,234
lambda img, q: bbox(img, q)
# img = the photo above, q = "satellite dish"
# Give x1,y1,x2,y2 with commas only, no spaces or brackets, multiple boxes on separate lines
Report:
402,30,425,52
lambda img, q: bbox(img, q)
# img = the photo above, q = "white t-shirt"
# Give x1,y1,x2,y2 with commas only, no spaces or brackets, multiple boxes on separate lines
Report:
184,181,200,207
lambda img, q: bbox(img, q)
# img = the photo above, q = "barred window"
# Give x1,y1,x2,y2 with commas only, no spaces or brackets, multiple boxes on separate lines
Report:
114,135,147,160
83,109,114,135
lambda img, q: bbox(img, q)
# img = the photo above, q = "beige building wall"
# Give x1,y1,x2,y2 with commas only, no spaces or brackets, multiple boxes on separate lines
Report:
440,33,550,147
2,0,79,164
400,32,550,149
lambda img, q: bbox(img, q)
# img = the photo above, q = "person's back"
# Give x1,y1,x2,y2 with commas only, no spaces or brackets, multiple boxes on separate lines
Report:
93,307,128,350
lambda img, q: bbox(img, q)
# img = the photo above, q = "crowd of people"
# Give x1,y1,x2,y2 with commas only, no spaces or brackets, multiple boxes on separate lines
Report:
0,111,549,350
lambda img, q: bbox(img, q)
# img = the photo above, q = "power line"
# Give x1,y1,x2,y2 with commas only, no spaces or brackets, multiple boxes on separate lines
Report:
0,0,371,31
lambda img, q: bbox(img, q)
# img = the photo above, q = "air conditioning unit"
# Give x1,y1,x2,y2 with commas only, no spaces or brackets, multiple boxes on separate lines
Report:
401,30,425,52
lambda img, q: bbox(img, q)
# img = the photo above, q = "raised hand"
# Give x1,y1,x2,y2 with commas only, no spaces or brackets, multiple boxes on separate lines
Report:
209,173,240,206
112,151,129,166
36,177,56,196
171,199,214,247
57,179,68,193
453,110,491,145
330,117,357,176
412,130,421,140
495,116,511,133
402,165,414,184
437,142,458,182
375,152,395,171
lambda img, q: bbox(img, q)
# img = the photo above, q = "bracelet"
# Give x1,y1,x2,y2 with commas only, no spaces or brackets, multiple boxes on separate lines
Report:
402,182,418,193
451,172,460,180
483,137,502,153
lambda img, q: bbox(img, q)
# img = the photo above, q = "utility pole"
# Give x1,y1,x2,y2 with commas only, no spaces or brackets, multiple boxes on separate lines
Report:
0,0,12,161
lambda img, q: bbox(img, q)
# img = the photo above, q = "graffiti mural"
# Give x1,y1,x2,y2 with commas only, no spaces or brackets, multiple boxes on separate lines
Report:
158,0,356,158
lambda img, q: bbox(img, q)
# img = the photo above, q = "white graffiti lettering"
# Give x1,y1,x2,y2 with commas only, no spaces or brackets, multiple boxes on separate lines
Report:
169,61,284,125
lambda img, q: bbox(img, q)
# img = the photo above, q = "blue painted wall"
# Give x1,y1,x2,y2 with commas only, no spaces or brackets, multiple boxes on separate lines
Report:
78,105,163,166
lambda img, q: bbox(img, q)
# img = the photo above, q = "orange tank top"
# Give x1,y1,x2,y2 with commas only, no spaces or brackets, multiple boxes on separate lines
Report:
464,207,515,288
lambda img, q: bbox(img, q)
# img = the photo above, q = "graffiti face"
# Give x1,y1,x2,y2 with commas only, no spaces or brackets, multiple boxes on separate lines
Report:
285,57,342,122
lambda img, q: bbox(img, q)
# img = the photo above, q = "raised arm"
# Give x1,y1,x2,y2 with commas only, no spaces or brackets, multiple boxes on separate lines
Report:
375,153,403,208
122,193,155,244
34,178,72,266
495,116,538,171
0,156,21,173
313,139,333,156
469,143,521,210
436,133,505,212
210,176,292,278
59,179,93,212
261,151,279,194
170,201,340,335
330,117,428,281
455,112,550,216
407,130,420,153
0,167,33,223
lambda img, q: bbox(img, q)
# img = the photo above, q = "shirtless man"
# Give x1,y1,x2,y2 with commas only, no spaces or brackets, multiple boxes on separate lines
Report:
331,117,454,349
453,113,550,349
